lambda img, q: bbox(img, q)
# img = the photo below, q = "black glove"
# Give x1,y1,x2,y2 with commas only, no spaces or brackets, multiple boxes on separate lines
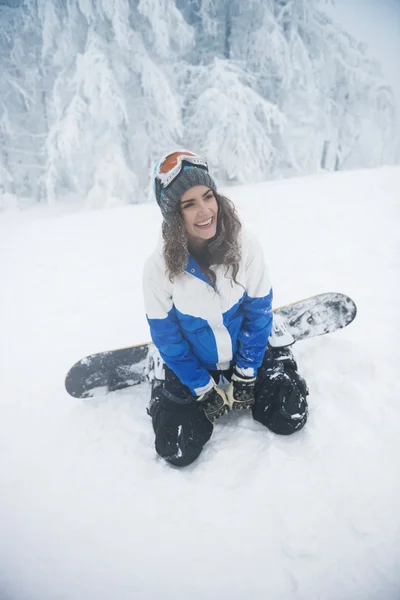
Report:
197,386,230,422
227,367,256,410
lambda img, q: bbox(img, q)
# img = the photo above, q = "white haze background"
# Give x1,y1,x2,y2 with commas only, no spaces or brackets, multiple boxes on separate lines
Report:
0,0,399,211
325,0,400,111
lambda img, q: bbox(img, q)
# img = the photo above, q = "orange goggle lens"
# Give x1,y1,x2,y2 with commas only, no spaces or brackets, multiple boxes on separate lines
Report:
158,151,198,175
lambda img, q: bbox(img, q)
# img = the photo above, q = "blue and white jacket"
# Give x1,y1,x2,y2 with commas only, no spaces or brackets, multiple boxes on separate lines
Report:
142,229,273,396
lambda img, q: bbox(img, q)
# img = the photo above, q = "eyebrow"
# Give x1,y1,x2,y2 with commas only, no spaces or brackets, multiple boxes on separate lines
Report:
180,188,212,205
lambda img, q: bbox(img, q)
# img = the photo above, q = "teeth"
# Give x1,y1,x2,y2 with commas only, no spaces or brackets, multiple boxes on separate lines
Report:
196,217,212,226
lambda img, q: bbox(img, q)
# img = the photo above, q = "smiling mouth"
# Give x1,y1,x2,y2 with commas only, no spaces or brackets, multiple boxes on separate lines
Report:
195,216,214,228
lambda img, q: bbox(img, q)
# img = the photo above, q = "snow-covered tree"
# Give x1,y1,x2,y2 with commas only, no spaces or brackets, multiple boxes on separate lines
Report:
42,0,192,206
0,2,47,205
182,58,285,183
182,0,398,177
0,0,398,207
273,0,397,171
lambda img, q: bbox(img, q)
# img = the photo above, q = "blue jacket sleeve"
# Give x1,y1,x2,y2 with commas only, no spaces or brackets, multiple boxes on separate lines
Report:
235,234,273,377
143,253,214,397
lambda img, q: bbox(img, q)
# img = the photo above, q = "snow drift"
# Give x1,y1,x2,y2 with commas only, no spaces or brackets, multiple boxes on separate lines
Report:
0,166,399,600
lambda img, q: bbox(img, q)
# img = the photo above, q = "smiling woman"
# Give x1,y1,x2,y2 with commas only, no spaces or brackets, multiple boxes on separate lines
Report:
142,150,309,467
179,185,218,248
153,150,243,286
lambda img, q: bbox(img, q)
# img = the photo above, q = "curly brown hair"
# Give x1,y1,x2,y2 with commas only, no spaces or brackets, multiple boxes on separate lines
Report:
162,193,242,286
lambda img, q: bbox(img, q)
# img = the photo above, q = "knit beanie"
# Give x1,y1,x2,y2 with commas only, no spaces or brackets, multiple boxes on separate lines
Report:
156,165,217,222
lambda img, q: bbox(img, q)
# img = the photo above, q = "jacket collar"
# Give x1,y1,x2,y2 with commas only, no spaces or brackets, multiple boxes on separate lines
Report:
185,254,214,287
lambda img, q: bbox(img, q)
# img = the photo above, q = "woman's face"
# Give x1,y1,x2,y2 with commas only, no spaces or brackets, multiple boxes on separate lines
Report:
179,185,218,245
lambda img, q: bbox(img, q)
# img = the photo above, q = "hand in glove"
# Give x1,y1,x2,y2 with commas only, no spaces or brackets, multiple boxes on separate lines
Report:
227,367,256,410
197,386,230,423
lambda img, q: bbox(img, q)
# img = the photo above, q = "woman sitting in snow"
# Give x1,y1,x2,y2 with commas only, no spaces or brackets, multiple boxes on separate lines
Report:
143,150,308,466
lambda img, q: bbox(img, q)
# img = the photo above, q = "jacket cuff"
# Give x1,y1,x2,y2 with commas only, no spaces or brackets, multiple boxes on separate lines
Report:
234,365,257,378
193,377,214,397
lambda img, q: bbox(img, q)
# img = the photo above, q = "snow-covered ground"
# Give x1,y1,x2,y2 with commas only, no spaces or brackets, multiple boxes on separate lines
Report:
1,167,400,600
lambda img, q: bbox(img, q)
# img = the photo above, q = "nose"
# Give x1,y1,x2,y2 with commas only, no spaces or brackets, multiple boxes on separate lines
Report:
196,198,211,217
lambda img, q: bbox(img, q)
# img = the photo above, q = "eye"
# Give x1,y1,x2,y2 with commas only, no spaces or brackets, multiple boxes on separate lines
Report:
182,201,195,210
205,192,214,200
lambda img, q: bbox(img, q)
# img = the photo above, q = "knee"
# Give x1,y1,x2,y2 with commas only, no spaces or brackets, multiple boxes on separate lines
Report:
154,417,209,464
259,402,308,435
161,445,203,467
253,368,309,435
150,392,213,467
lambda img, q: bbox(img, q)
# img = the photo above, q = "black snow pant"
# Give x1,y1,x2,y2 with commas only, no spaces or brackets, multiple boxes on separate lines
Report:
148,346,309,467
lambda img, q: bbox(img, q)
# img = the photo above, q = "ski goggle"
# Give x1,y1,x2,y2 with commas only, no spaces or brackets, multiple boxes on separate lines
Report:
154,150,208,204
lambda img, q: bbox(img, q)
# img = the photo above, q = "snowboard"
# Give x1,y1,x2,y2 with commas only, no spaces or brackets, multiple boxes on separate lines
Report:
65,292,356,399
